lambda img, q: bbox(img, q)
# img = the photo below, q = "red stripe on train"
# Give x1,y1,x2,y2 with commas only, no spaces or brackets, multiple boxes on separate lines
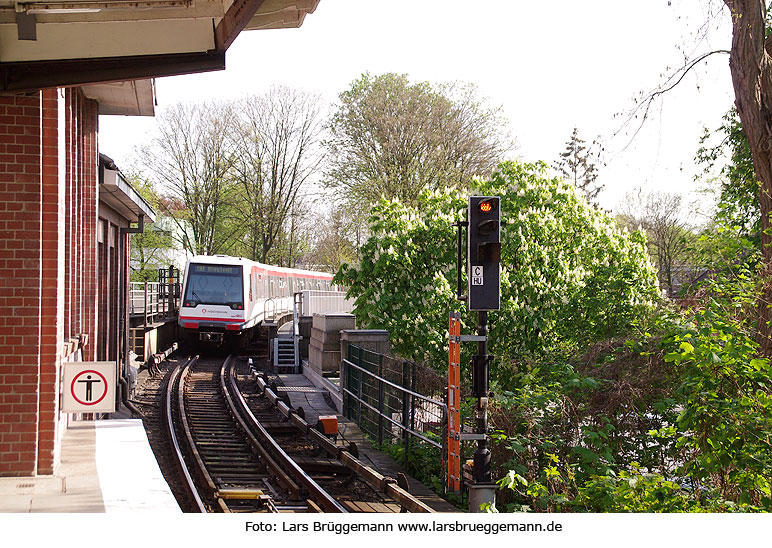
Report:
180,316,243,323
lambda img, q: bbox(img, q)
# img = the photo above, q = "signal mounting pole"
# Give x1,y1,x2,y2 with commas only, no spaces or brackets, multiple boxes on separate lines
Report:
448,196,501,512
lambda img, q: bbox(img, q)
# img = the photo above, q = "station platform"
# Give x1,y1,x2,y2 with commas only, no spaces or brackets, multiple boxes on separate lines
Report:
0,370,457,513
275,371,460,513
0,419,180,513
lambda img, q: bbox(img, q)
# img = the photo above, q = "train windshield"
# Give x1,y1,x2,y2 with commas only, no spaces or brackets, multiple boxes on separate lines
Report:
184,263,243,308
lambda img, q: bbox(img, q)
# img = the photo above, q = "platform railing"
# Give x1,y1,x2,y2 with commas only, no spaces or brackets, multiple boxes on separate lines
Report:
130,281,179,325
300,290,353,316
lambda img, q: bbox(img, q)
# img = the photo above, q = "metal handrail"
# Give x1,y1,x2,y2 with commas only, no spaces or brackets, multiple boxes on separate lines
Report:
264,297,276,322
341,358,448,449
130,281,180,325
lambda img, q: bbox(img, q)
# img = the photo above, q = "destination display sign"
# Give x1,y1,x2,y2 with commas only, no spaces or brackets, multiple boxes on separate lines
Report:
191,264,240,275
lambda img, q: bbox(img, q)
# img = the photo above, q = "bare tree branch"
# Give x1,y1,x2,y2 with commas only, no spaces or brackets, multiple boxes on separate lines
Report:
614,49,730,152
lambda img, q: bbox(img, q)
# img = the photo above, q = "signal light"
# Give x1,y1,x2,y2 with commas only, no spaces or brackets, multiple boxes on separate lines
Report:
467,196,501,311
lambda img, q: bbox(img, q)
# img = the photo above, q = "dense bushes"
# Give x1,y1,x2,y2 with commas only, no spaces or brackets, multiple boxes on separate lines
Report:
493,263,772,512
337,160,659,372
338,159,772,512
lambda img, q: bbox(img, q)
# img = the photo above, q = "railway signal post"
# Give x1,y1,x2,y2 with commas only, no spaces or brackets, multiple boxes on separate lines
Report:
449,196,501,512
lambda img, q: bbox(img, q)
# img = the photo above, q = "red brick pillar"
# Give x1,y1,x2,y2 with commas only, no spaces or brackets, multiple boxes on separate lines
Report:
38,89,65,475
81,99,99,362
0,93,43,476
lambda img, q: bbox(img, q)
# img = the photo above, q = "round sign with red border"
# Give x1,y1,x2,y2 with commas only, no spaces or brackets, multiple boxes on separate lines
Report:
70,369,108,406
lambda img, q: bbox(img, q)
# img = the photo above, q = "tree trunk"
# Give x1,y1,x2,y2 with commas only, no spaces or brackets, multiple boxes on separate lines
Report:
724,0,772,355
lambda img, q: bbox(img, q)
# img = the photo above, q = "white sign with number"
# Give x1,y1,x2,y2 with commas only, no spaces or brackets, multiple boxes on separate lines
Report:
471,265,484,286
62,361,116,413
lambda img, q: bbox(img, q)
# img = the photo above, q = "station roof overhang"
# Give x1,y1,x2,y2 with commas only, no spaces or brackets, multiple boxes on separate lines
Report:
99,153,157,223
0,0,320,92
81,78,156,115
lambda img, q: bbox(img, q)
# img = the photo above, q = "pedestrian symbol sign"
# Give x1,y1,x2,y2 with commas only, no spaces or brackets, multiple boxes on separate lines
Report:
62,362,116,413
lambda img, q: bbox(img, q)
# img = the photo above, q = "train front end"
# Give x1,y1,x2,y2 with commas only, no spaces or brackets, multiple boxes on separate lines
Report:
178,258,248,345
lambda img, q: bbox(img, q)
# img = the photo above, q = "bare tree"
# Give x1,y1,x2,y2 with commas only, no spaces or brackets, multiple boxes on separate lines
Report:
618,190,698,296
139,101,238,256
231,86,323,264
554,127,604,205
300,207,360,271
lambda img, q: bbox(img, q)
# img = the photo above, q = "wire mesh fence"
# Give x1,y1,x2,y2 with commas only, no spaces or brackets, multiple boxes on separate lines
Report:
341,344,448,492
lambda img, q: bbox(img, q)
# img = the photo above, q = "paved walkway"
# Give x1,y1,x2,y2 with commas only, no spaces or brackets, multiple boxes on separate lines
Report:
0,419,180,513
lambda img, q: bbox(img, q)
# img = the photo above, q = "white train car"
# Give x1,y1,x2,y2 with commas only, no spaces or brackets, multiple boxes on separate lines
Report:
178,255,334,344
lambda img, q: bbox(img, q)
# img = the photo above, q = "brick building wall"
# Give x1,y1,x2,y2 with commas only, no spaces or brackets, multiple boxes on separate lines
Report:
0,90,99,476
0,93,43,476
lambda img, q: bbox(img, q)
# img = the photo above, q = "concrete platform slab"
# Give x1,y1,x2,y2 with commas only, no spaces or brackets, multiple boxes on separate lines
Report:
94,419,180,513
0,419,179,513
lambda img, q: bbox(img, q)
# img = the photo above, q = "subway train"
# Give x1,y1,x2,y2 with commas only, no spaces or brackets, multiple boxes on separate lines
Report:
178,255,334,345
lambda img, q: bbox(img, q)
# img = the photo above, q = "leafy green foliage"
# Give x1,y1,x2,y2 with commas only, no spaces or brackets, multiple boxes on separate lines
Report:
493,262,772,513
616,190,701,296
129,176,175,282
662,268,772,509
574,466,720,512
376,436,449,500
696,108,760,242
324,72,511,208
337,160,659,372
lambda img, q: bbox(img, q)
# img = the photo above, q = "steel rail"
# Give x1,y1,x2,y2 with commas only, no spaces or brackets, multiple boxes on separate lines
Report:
176,357,229,512
223,360,348,513
217,356,303,499
168,355,281,512
164,356,207,513
253,374,434,513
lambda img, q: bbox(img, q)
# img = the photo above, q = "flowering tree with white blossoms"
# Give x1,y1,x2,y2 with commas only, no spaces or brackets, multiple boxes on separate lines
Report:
336,161,660,370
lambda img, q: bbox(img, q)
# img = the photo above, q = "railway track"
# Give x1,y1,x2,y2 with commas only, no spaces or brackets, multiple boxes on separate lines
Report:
164,353,434,513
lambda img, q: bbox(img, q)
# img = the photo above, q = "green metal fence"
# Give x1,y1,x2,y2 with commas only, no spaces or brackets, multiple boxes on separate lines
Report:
341,344,448,491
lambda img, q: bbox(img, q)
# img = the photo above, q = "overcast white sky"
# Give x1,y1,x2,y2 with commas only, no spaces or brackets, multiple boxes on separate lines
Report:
99,0,735,215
